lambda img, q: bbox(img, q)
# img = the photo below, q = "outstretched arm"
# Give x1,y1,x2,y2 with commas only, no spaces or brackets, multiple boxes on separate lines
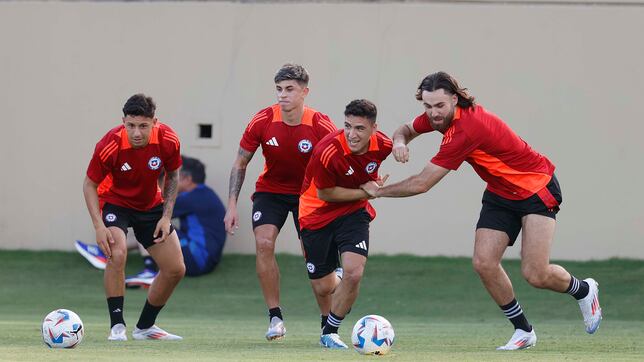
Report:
317,186,371,203
223,147,255,234
362,162,449,198
392,122,421,163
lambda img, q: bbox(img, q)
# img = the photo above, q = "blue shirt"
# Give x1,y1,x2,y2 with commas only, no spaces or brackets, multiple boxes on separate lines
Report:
173,184,226,272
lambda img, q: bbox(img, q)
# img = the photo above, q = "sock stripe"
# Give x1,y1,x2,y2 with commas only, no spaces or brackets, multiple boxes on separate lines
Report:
327,315,342,327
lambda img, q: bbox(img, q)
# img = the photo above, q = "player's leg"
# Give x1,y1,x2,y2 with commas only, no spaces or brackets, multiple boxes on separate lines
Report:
144,232,185,307
254,225,281,313
100,203,131,341
520,215,570,291
320,209,370,349
292,199,341,329
104,226,128,341
474,192,536,350
132,231,185,340
520,175,601,333
252,192,292,340
325,251,366,329
128,204,185,341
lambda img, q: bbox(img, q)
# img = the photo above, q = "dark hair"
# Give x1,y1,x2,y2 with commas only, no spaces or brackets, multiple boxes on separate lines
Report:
415,72,475,108
180,155,206,184
344,99,377,123
274,63,309,86
123,93,156,118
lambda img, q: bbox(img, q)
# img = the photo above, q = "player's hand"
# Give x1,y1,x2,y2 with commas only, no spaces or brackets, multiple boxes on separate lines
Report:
392,142,409,163
224,207,239,235
153,217,172,244
95,225,114,258
361,181,380,198
376,174,389,187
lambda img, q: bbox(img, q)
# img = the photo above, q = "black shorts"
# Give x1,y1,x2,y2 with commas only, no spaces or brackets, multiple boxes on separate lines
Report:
251,192,300,236
101,202,174,249
300,208,371,280
476,174,563,246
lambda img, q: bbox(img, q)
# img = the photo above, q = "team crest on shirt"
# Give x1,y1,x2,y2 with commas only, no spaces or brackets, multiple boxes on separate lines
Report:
365,162,378,174
298,139,313,153
148,156,162,170
105,213,117,223
306,262,315,273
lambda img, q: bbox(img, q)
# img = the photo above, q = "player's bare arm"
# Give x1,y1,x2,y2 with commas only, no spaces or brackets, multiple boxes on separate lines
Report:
392,123,420,163
362,162,449,198
224,147,255,234
317,186,371,202
82,176,114,257
154,168,179,243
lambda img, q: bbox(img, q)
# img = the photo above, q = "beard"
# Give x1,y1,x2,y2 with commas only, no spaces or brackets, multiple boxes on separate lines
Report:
430,108,454,132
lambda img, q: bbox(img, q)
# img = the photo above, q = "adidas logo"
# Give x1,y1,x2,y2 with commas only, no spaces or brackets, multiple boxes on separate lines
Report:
120,162,132,171
265,137,279,146
345,166,354,176
355,240,367,251
112,308,122,313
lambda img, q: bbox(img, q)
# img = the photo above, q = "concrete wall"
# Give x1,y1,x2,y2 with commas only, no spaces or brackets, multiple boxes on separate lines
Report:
1,1,643,260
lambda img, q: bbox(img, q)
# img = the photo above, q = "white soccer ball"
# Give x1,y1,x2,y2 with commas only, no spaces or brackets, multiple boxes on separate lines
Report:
42,309,84,348
351,314,395,355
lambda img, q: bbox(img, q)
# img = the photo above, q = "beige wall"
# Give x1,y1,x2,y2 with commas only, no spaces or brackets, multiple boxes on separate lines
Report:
1,1,643,260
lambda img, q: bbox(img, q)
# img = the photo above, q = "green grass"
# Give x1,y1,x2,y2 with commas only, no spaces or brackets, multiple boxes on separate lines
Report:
0,251,642,361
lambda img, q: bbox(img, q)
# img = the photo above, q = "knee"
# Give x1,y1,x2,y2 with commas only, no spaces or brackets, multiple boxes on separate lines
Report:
472,256,497,277
255,237,275,256
163,262,186,281
107,248,127,269
522,266,548,289
312,281,335,297
341,266,364,287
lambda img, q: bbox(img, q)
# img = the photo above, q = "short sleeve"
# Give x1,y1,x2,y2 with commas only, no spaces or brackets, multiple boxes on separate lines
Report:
311,146,339,190
430,125,479,170
412,113,434,134
314,112,338,138
239,108,272,153
86,137,114,184
159,125,182,172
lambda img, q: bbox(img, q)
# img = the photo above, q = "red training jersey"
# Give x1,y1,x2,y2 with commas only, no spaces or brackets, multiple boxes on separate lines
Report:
86,123,182,211
239,104,337,195
412,105,555,200
299,130,392,231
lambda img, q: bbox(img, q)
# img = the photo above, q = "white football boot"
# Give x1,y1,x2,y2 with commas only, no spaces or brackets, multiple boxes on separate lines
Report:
578,278,602,334
496,328,537,350
320,333,349,349
132,325,183,340
108,323,127,341
265,316,286,341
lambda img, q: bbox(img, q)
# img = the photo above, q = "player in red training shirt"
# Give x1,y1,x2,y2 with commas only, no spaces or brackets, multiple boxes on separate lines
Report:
223,64,337,340
83,94,185,341
299,99,391,349
362,72,602,350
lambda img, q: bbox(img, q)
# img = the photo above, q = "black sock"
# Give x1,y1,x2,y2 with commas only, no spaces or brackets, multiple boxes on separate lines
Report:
143,256,158,272
322,311,343,335
107,296,125,328
269,307,283,321
565,275,589,300
136,299,164,330
500,299,532,332
321,315,328,329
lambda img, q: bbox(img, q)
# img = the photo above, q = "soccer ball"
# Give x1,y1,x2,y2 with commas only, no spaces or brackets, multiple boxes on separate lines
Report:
42,309,84,348
351,315,395,355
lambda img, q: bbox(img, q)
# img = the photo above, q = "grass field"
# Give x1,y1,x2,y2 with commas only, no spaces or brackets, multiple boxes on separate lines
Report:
0,251,643,361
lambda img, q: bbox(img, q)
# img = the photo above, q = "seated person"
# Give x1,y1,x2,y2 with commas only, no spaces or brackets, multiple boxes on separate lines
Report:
76,155,227,285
